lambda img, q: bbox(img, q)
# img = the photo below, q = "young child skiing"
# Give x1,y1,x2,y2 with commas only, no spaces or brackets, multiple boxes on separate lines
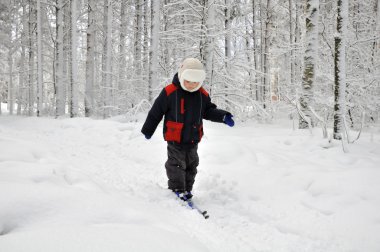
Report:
141,58,234,201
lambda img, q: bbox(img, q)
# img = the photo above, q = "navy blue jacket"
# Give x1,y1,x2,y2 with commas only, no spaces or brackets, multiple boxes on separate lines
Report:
141,73,230,147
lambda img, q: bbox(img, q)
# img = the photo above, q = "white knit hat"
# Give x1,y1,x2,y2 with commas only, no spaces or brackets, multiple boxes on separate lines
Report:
178,58,206,92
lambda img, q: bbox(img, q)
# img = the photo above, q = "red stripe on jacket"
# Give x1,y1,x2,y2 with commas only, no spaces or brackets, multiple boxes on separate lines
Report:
165,84,178,96
199,87,209,97
180,98,185,114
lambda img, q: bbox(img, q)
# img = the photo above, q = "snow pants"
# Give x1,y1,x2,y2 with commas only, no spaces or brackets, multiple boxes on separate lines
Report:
165,143,199,192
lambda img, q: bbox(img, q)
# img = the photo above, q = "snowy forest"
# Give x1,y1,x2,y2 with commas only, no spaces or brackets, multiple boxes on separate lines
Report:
0,0,379,134
1,1,380,251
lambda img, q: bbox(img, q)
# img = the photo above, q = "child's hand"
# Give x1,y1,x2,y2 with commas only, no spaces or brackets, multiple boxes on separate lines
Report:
223,114,235,127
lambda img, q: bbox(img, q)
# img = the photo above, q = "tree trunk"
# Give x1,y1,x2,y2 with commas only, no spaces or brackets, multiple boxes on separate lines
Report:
333,0,348,139
69,0,78,117
148,0,160,103
85,0,95,117
263,0,272,109
372,0,380,66
143,0,150,96
63,2,70,112
294,1,301,86
225,0,232,73
201,0,215,90
8,51,14,115
101,0,113,118
118,0,127,111
162,0,169,77
259,1,265,105
299,0,319,129
134,0,143,79
18,2,27,115
28,0,35,116
55,0,65,117
36,0,43,116
251,0,259,101
289,0,295,86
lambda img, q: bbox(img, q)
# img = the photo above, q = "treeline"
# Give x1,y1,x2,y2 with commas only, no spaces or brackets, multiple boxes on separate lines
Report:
0,0,378,134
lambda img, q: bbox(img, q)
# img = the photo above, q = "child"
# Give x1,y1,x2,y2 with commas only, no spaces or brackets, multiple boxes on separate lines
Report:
141,58,234,201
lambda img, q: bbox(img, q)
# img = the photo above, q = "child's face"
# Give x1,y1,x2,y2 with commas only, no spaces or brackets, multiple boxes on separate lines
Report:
183,80,200,91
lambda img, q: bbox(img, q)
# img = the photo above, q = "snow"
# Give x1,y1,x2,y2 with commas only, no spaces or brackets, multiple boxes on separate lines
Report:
1,111,380,252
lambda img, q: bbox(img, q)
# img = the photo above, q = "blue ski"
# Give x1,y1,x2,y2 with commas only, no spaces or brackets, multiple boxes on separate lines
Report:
173,192,209,219
186,199,209,219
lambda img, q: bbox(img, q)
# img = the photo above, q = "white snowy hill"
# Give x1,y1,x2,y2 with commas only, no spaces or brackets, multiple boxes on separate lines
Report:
1,114,380,252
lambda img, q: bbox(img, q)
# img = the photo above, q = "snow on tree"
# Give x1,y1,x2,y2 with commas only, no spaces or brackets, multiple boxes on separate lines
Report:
148,0,161,104
85,0,96,117
101,0,113,118
299,0,319,129
55,0,65,117
69,0,78,118
333,0,348,140
28,0,36,116
0,0,378,131
117,0,127,112
36,0,43,116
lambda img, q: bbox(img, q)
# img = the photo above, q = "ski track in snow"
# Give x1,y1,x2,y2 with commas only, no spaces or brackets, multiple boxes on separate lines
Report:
1,115,380,252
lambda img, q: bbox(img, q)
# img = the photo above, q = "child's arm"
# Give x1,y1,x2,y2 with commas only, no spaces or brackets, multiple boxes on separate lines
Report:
141,89,168,138
203,95,232,123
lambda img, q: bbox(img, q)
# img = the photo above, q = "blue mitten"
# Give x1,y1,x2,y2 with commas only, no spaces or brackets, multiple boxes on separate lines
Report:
224,114,235,127
144,134,152,140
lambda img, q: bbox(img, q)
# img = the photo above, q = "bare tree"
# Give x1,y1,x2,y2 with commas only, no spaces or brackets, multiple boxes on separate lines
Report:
28,0,36,116
55,0,65,117
333,0,348,139
36,0,43,116
118,0,127,110
148,0,161,103
18,1,28,115
101,0,113,118
251,0,259,100
263,0,272,109
289,0,295,86
134,0,143,80
299,0,319,129
85,0,95,117
69,0,78,117
200,0,215,89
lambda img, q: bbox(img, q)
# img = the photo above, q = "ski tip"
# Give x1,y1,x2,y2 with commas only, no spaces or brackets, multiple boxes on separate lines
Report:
202,211,209,219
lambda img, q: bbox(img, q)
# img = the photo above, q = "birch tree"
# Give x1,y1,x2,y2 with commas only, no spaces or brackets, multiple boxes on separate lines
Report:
0,3,15,115
299,0,319,129
18,1,28,115
36,0,43,116
333,0,348,139
201,0,216,89
251,0,259,100
28,0,36,116
289,0,295,86
134,0,143,81
101,0,113,118
148,0,160,103
69,0,78,117
7,48,14,115
263,0,272,108
118,0,127,110
55,0,65,117
85,0,95,117
225,0,232,73
143,0,150,88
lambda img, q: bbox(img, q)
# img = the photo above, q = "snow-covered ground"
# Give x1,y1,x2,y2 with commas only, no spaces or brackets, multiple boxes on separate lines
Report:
1,111,380,251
